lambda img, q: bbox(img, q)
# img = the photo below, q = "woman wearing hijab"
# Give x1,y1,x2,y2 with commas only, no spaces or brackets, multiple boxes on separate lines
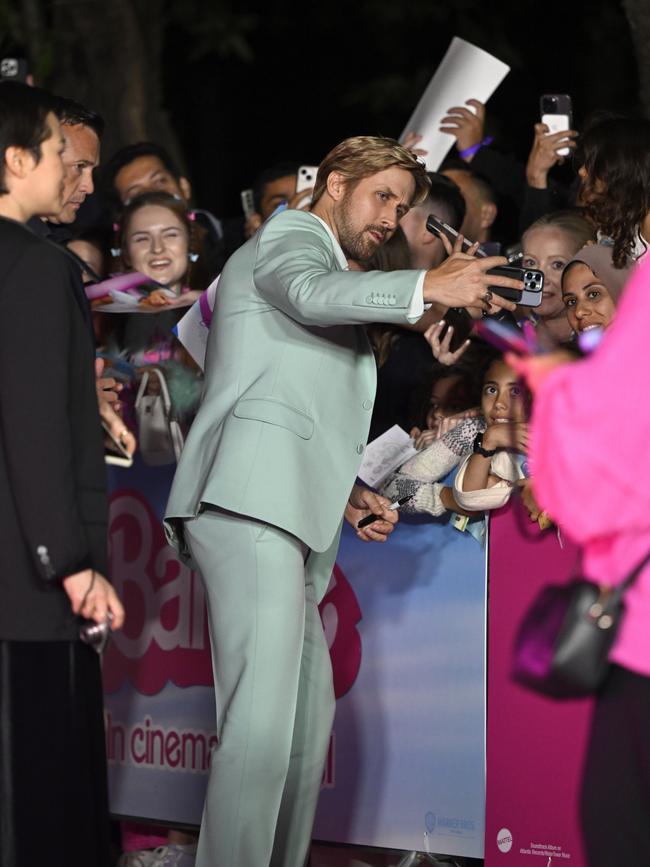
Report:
561,243,632,336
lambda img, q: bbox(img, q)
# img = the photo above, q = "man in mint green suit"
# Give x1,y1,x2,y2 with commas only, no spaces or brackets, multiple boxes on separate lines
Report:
164,136,518,867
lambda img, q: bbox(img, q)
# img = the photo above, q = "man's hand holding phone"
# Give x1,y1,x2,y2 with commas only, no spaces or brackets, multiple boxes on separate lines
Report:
423,233,522,313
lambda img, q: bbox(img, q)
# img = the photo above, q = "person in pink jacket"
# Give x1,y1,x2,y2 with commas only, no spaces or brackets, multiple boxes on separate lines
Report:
509,253,650,866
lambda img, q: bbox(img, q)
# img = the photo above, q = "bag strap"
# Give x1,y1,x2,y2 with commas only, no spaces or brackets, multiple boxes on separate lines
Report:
134,370,150,408
619,548,650,594
147,367,173,416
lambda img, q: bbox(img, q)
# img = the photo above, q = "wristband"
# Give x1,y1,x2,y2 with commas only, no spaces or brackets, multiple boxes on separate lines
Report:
458,136,493,160
473,432,498,458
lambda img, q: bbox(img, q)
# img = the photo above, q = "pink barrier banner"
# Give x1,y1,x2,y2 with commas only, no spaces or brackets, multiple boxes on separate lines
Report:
484,501,593,866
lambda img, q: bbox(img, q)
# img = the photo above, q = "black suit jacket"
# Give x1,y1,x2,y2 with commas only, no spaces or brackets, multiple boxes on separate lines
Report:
0,217,108,641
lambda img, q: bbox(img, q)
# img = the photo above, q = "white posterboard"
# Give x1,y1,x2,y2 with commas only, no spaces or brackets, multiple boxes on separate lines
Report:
400,37,510,171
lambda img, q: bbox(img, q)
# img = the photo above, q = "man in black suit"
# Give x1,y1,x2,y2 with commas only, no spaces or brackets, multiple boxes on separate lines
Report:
0,82,123,867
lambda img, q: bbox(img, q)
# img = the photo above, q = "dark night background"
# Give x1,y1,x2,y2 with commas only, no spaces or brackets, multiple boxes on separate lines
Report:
0,0,642,217
163,0,638,216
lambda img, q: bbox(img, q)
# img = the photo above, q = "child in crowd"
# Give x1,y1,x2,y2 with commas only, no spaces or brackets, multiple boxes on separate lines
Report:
382,351,529,519
407,350,483,451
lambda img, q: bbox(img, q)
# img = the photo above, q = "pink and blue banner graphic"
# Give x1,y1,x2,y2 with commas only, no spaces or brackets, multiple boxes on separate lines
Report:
103,461,487,858
484,501,593,867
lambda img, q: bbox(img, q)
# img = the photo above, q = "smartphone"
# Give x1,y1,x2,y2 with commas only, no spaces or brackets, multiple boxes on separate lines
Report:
0,58,29,82
102,421,133,468
540,94,573,157
240,188,255,220
487,265,544,307
473,317,538,356
426,214,487,257
439,307,474,353
296,165,319,195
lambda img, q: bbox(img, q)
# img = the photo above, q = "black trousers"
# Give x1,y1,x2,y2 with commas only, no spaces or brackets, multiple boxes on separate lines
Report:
581,663,650,866
0,640,111,867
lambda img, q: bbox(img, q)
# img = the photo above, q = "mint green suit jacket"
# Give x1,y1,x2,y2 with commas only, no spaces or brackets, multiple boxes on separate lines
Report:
164,209,422,598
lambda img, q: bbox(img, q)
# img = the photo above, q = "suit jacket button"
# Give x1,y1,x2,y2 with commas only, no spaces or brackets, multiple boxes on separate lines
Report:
362,399,373,410
356,443,364,454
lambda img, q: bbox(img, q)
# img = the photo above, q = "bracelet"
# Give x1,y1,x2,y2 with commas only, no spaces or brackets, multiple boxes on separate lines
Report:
473,432,498,458
458,136,493,160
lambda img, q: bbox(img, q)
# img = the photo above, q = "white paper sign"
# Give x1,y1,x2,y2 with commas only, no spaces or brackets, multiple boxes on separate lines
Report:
357,425,418,489
400,37,510,171
173,275,220,369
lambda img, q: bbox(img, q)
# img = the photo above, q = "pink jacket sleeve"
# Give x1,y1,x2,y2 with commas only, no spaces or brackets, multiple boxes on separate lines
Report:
530,256,650,581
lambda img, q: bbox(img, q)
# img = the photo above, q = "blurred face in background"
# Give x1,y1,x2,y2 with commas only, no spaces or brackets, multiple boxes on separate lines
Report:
67,238,105,282
114,155,190,204
124,203,189,290
334,167,415,262
258,174,297,219
562,262,617,334
425,374,474,430
49,123,100,224
442,169,496,243
400,204,446,269
522,227,580,319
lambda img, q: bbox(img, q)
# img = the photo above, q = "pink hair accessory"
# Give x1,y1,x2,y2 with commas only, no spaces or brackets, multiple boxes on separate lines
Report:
112,222,120,232
187,211,196,222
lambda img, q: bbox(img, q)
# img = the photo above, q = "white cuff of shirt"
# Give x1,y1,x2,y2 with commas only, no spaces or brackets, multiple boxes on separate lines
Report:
406,271,431,323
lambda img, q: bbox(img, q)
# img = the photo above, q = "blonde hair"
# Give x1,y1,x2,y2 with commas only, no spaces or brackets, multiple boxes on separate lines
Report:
522,209,596,251
311,135,430,208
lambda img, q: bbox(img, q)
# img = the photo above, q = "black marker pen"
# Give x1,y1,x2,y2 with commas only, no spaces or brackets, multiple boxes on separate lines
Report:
357,495,412,529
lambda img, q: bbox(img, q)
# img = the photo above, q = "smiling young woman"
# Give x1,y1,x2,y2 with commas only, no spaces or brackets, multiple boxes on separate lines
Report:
561,243,632,336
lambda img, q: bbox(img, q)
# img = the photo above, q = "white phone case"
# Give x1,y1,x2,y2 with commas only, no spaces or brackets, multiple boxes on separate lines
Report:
296,165,318,194
541,113,571,157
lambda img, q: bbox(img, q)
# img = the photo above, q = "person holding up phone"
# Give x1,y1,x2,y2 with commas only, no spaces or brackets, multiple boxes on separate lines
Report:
440,97,577,235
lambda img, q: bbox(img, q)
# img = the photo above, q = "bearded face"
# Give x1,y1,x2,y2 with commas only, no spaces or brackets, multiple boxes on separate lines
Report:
332,167,415,262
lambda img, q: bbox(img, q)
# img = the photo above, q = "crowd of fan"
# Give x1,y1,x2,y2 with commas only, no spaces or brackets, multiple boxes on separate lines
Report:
2,74,647,867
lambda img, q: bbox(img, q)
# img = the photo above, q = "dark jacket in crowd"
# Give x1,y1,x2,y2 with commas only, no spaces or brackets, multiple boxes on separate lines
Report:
0,217,108,641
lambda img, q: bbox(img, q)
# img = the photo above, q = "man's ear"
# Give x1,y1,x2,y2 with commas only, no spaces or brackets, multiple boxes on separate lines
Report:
480,201,497,231
179,176,192,201
326,171,347,202
4,146,32,183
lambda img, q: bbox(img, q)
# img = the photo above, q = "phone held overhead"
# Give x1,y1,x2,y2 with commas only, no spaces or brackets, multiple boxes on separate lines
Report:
540,93,573,157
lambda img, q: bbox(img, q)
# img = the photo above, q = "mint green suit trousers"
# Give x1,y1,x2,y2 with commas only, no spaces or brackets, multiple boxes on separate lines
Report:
184,507,335,867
